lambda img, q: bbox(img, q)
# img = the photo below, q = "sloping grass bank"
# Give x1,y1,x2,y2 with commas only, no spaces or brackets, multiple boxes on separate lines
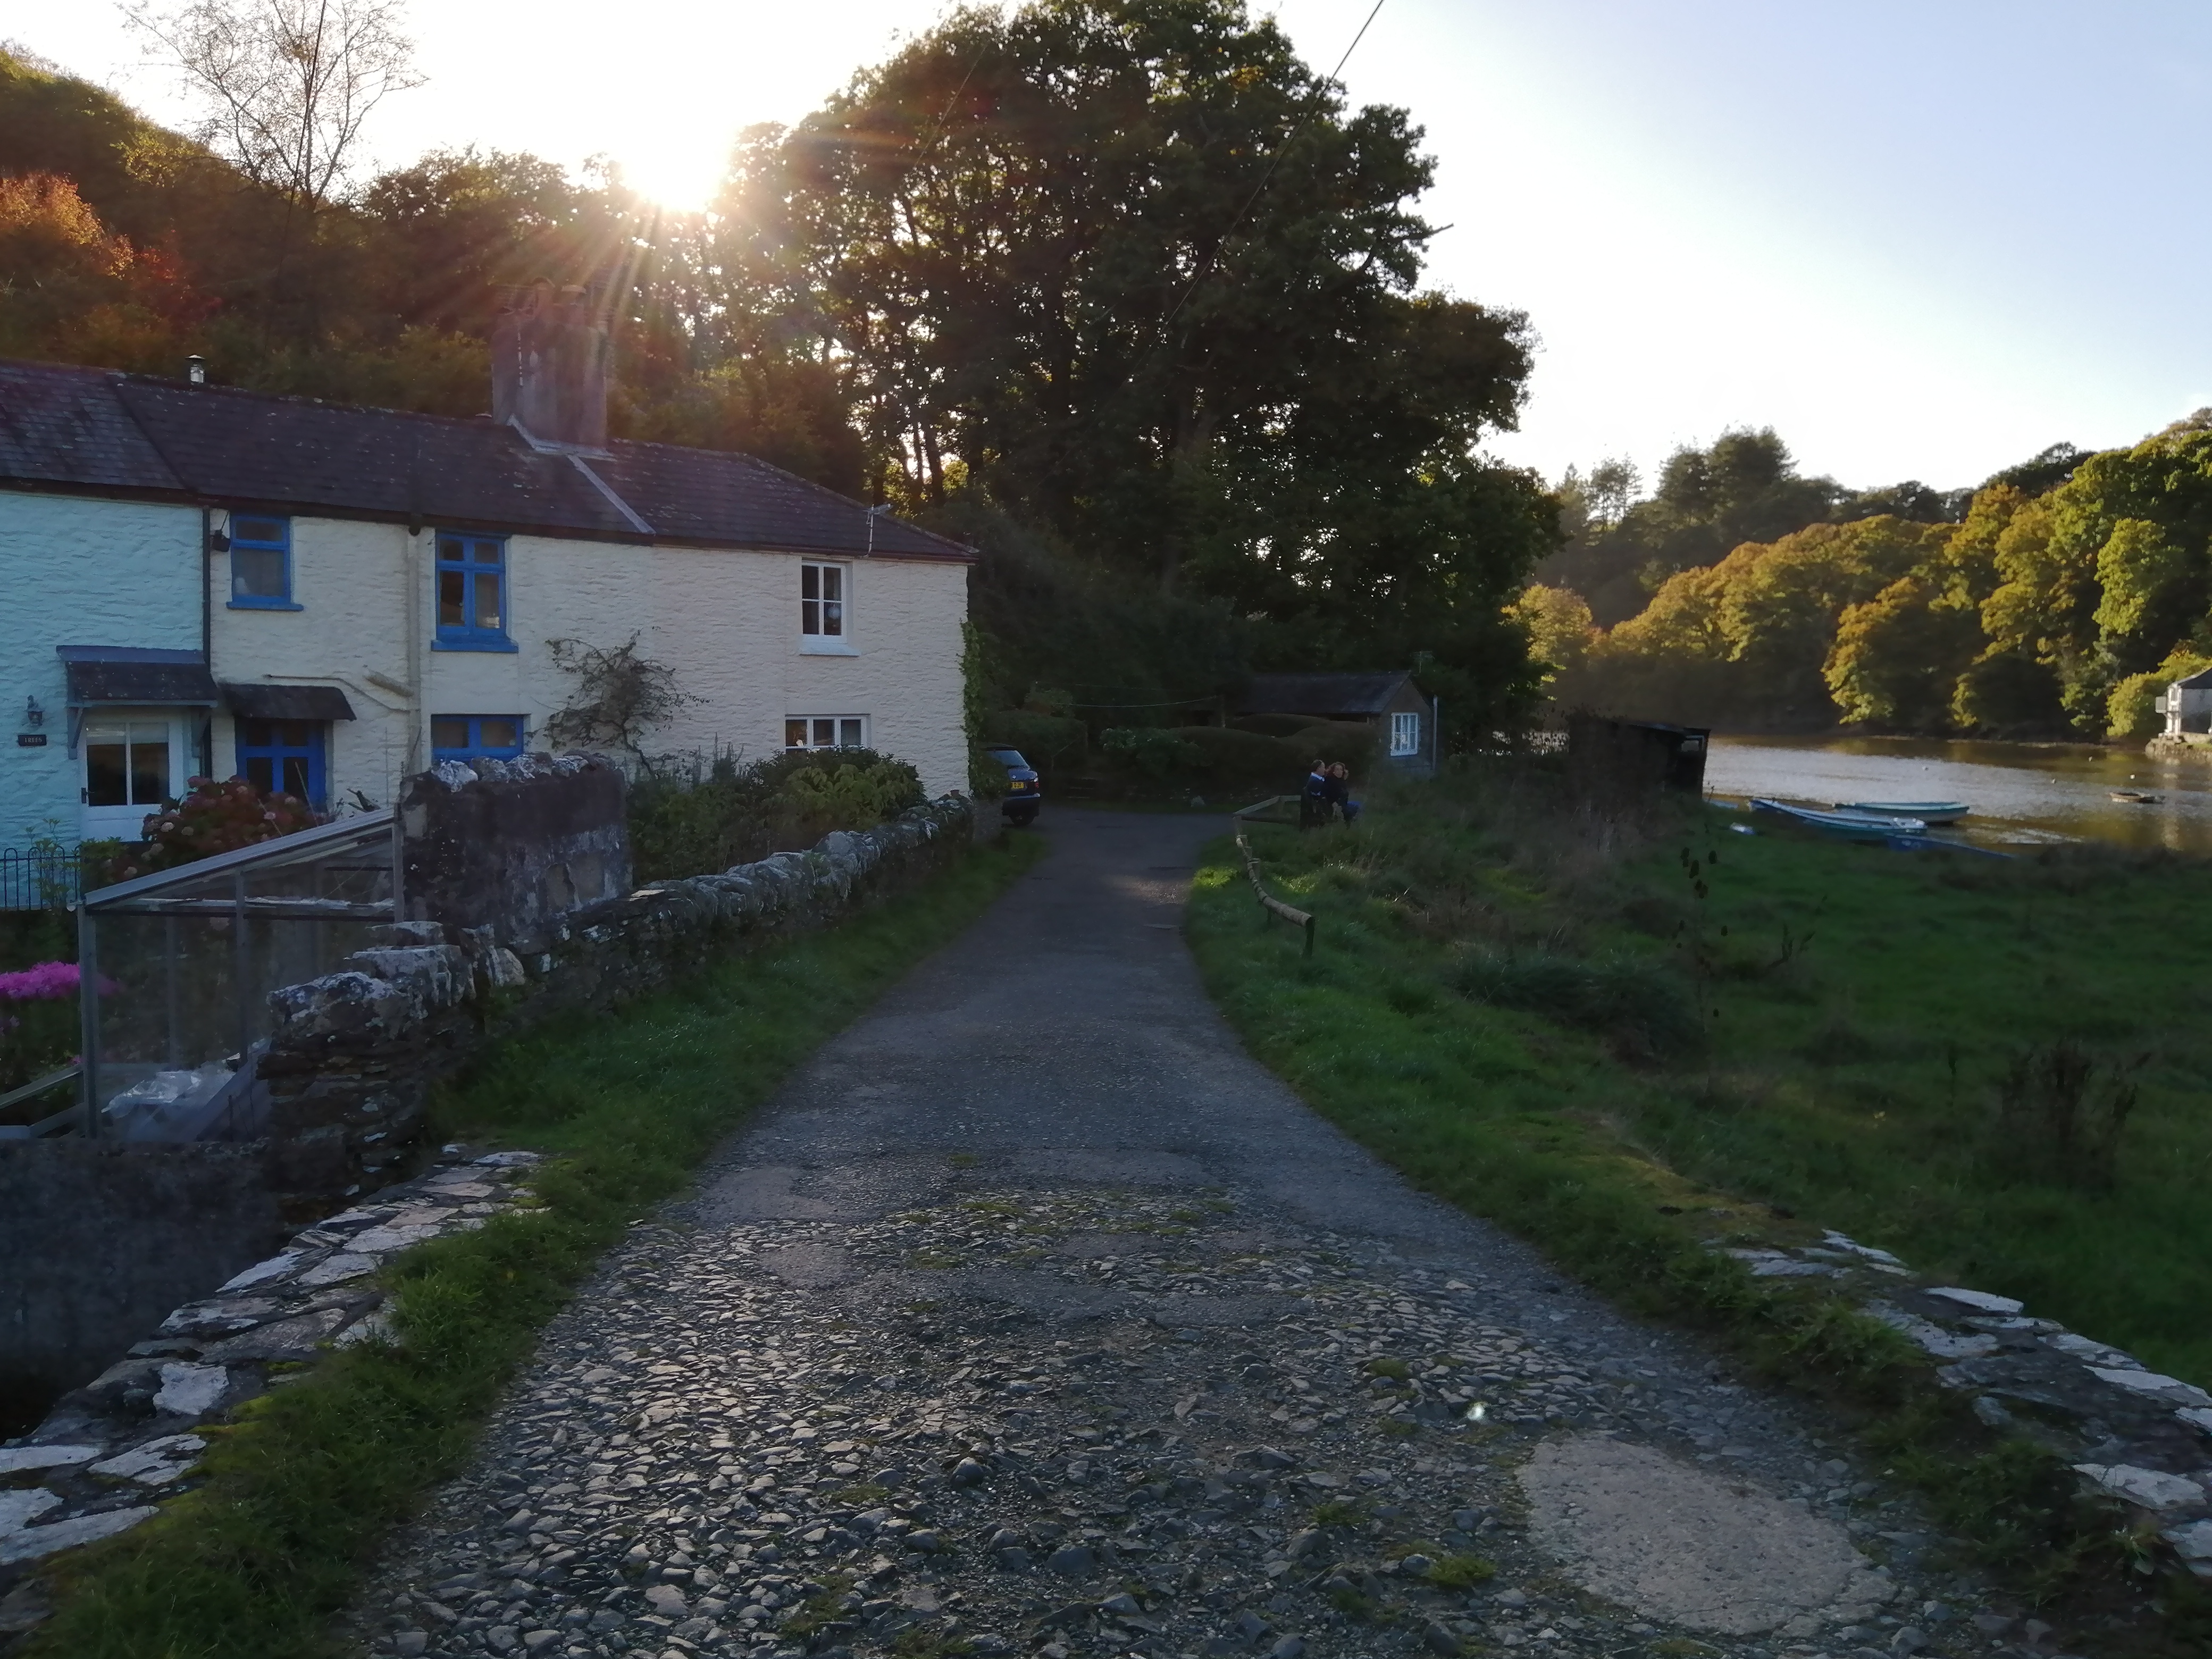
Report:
21,833,1042,1659
1187,763,2212,1645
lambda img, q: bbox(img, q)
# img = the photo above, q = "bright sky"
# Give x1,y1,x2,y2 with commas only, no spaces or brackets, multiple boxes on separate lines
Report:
16,1,2212,496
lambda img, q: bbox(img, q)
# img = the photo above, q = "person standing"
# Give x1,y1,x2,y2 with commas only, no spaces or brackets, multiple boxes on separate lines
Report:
1327,761,1361,825
1301,759,1333,828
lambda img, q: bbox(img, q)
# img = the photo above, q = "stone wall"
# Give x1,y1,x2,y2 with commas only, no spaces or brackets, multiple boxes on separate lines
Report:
0,1143,284,1437
258,777,973,1211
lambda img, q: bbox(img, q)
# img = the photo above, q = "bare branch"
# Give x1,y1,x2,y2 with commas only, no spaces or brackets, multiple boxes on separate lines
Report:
120,0,424,209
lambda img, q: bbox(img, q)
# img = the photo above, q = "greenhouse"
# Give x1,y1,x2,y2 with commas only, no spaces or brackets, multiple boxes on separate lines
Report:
72,810,398,1141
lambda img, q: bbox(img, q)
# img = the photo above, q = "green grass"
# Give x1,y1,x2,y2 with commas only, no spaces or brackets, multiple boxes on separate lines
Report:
22,833,1042,1659
1188,760,2212,1638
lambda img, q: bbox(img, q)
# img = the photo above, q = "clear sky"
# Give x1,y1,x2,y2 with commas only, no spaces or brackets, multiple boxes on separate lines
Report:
14,1,2211,495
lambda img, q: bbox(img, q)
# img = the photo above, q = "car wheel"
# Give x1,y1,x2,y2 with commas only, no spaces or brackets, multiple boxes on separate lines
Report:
1006,806,1038,827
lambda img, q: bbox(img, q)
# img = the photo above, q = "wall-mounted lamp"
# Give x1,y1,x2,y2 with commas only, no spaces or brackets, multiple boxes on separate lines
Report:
23,696,42,730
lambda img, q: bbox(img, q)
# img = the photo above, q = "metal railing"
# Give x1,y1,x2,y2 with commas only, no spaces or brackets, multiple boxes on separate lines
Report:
0,848,86,912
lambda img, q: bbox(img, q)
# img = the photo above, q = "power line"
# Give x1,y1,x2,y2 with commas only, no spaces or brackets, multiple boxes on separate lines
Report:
1160,0,1390,331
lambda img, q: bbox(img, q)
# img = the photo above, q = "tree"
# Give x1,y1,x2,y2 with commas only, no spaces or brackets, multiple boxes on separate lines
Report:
122,0,423,213
1509,584,1596,682
1825,573,1981,730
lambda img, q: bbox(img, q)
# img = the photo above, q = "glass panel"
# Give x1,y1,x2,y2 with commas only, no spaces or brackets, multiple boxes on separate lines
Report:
479,717,520,752
474,539,503,567
233,516,284,543
431,716,470,751
802,564,819,601
822,600,843,635
281,721,313,747
438,538,463,563
473,571,502,631
86,741,128,806
281,757,311,797
233,547,287,599
438,569,465,628
128,736,170,805
239,718,273,748
821,566,842,601
246,756,275,793
802,599,819,635
785,719,808,749
812,718,835,747
839,718,864,748
127,722,170,745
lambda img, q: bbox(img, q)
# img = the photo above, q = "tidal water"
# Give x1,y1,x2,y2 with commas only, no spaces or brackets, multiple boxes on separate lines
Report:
1704,734,2212,854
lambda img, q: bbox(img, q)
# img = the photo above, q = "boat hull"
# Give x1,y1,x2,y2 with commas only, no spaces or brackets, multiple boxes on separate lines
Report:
1752,798,1928,840
1835,800,1969,825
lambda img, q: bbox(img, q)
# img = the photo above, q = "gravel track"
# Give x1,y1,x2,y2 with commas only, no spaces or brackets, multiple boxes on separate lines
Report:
343,810,2033,1659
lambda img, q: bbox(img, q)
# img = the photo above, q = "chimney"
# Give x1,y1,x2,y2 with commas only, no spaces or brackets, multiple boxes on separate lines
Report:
186,354,206,384
491,278,611,451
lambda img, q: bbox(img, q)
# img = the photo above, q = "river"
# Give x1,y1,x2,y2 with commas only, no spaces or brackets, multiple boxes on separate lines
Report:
1703,734,2212,854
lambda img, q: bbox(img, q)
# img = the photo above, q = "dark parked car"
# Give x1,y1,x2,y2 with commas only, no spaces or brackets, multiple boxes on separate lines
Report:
987,746,1042,826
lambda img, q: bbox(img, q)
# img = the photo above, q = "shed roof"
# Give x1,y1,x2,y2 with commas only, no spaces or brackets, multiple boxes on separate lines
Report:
1237,671,1420,718
0,358,969,562
2172,667,2212,690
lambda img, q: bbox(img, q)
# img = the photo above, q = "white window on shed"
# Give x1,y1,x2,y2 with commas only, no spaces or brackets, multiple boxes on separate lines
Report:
1389,710,1420,756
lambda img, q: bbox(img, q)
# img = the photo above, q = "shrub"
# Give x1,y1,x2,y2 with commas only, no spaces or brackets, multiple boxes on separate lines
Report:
629,748,926,882
1454,945,1703,1057
1233,712,1329,739
109,777,321,882
979,708,1087,769
1101,726,1203,778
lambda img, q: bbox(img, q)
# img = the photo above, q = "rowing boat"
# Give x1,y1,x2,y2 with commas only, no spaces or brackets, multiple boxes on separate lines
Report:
2110,790,2161,805
1750,799,1928,840
1834,800,1970,825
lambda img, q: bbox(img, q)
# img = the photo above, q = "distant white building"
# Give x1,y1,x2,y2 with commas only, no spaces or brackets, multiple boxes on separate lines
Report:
0,284,973,851
2157,667,2212,740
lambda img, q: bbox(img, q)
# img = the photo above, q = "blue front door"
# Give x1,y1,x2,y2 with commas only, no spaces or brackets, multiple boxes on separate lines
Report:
235,718,326,808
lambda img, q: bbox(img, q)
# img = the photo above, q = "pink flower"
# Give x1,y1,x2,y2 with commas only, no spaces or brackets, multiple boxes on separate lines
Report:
0,962,114,1002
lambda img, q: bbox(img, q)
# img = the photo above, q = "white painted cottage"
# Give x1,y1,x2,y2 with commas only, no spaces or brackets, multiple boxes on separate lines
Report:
2157,667,2212,741
0,285,972,851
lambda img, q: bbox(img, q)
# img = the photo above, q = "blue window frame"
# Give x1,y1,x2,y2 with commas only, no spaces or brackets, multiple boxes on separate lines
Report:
431,715,525,763
234,718,326,808
434,532,514,650
228,514,299,609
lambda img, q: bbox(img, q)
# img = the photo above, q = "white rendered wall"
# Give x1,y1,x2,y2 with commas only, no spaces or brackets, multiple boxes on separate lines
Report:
208,516,971,812
0,494,203,852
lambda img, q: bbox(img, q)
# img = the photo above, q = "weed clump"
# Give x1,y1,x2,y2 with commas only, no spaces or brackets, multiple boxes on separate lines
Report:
1454,946,1703,1057
1988,1040,2142,1189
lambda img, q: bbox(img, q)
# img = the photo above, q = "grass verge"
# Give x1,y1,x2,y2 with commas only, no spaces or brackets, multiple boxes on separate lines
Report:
21,832,1043,1659
1188,761,2212,1649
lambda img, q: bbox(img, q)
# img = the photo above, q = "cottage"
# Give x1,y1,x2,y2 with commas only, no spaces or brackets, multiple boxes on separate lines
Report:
1235,669,1438,776
2157,667,2212,740
0,286,971,853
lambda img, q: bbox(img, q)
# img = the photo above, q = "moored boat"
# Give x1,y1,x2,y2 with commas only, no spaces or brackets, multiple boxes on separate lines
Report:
1834,800,1970,825
2110,790,2161,805
1751,798,1928,840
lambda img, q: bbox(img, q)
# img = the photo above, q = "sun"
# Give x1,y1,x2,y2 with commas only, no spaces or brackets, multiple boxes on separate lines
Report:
610,131,728,215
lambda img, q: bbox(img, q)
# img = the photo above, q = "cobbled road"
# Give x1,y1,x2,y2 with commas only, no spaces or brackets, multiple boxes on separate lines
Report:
345,810,2024,1659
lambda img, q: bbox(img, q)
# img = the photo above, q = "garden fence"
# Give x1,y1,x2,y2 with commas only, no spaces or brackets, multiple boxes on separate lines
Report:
0,848,86,912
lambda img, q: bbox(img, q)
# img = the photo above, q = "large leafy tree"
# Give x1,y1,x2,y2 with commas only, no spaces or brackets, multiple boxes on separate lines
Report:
718,0,1552,722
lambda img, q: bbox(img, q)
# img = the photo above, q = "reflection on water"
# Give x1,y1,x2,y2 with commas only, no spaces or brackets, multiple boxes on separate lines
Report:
1705,735,2212,854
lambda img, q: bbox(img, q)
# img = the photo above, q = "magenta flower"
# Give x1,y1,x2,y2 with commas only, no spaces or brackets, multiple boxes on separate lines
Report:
0,962,115,1002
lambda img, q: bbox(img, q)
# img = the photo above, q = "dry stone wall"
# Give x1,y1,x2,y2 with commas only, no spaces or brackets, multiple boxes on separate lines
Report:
256,781,973,1211
1719,1234,2212,1583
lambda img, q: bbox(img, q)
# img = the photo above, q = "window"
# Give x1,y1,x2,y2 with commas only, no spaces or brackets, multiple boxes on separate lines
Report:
1389,710,1420,756
235,718,326,807
801,562,847,639
434,532,514,650
85,720,172,809
228,514,298,608
431,715,525,763
785,716,868,751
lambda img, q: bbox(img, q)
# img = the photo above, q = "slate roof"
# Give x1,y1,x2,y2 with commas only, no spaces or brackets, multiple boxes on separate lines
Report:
1238,670,1420,718
2172,667,2212,690
0,358,970,563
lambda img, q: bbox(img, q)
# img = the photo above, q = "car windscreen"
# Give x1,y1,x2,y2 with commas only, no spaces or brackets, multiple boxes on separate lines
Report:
987,749,1030,769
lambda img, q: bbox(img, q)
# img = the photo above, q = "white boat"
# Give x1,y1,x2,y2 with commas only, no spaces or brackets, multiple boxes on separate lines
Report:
1751,799,1928,840
1834,800,1970,825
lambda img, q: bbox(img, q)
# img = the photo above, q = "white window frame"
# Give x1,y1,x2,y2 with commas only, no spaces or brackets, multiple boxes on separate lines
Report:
1389,710,1420,757
785,715,870,752
800,560,858,654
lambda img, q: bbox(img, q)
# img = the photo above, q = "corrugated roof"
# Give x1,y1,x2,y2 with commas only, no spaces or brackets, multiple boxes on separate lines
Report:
0,358,970,562
1238,671,1418,717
